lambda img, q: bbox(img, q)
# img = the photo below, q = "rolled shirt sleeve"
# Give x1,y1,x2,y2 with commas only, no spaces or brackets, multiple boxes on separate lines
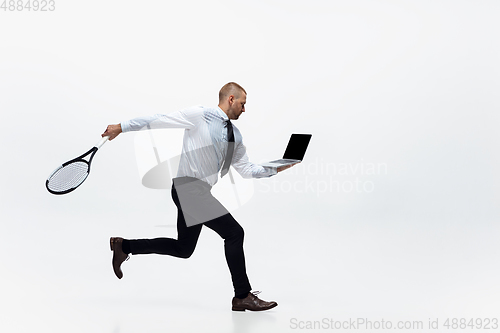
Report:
231,141,277,178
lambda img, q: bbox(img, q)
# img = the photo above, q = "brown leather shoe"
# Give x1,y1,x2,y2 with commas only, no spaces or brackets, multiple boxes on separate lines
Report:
110,237,129,279
232,291,278,311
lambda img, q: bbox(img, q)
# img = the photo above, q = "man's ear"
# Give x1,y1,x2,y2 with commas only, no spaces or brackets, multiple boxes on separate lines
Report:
228,95,235,106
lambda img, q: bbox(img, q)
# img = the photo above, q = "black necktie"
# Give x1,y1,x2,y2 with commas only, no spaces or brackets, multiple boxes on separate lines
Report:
221,120,234,178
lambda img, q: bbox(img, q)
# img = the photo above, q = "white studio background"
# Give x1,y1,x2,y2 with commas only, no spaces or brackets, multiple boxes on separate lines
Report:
1,1,499,332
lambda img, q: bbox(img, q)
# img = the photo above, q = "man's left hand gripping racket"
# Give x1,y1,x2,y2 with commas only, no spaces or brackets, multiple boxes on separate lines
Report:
46,136,109,195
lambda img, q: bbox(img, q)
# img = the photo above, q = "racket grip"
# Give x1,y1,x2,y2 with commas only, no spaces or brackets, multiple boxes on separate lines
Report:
96,136,109,149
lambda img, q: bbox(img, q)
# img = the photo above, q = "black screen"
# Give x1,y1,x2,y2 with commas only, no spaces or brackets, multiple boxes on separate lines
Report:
283,134,312,160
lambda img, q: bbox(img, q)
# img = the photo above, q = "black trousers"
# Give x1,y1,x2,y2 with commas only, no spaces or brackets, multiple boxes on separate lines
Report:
127,177,252,296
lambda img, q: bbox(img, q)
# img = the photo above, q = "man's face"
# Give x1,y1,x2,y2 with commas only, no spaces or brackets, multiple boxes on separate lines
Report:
228,92,246,120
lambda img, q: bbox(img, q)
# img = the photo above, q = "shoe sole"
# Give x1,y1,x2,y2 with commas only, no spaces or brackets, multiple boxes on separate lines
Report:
232,303,278,312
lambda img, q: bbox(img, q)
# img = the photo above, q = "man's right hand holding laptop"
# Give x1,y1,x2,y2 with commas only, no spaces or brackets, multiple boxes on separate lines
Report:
277,162,300,173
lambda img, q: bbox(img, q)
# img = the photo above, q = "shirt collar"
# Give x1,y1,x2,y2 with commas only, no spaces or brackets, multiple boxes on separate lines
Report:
216,106,230,121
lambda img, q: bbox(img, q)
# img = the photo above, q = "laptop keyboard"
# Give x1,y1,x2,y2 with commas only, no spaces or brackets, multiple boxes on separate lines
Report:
268,159,298,164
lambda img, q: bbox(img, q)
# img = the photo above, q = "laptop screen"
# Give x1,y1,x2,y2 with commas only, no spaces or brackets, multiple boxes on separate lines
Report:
283,134,312,160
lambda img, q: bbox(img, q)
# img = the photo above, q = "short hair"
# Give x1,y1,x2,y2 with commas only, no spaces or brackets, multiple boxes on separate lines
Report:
219,82,247,102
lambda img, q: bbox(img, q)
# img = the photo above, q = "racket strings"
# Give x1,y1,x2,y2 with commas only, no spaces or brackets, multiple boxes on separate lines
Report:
47,161,89,193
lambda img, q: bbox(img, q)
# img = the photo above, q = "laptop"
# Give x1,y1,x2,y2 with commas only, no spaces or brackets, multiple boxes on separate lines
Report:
261,134,312,168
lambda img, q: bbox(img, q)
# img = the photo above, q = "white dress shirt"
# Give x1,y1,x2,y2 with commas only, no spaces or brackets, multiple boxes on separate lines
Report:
121,106,276,186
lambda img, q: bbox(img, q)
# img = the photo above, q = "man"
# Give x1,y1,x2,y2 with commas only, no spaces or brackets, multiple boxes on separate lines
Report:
102,82,297,311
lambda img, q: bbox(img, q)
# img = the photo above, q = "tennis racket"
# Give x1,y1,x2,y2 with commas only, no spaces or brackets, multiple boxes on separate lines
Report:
45,136,109,195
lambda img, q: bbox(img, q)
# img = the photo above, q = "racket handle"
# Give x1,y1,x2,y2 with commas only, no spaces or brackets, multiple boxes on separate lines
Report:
96,136,109,149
